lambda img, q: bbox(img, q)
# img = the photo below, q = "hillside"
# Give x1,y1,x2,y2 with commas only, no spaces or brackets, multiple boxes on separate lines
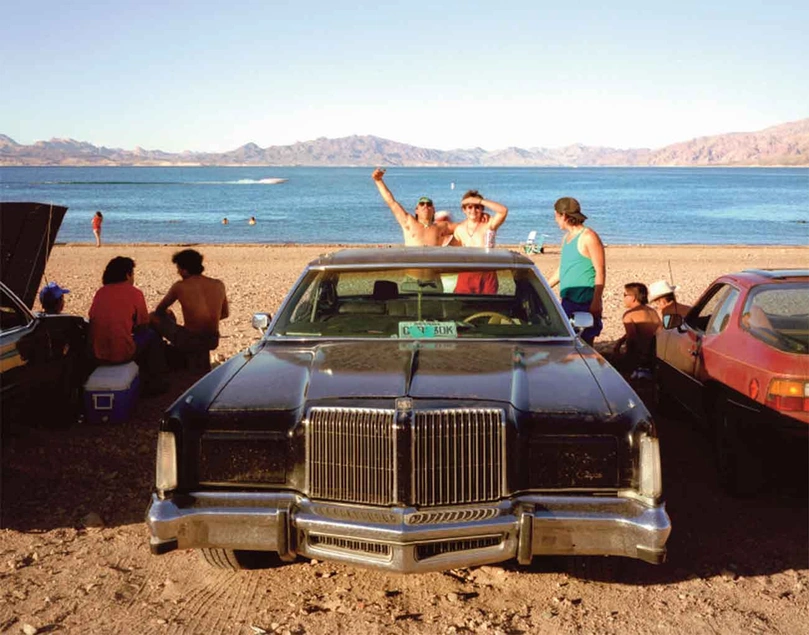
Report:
1,119,807,167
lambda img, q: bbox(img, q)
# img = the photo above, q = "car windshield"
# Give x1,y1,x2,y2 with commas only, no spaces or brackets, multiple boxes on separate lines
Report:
741,282,809,354
271,266,570,339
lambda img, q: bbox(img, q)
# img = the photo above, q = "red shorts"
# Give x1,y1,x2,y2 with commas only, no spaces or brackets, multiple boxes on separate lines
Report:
455,271,499,295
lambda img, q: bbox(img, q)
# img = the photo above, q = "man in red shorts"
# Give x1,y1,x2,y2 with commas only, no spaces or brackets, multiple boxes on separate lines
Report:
452,189,509,294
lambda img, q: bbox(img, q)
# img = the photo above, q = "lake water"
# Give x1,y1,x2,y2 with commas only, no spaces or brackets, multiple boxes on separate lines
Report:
1,166,807,246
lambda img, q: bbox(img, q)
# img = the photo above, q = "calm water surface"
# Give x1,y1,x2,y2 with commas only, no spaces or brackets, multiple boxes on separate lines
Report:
1,166,807,246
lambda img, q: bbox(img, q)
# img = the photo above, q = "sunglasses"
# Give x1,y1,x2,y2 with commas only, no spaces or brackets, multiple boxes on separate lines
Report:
463,203,484,210
418,201,433,206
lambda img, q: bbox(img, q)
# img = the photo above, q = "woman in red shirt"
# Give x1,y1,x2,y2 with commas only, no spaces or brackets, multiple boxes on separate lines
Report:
92,211,103,247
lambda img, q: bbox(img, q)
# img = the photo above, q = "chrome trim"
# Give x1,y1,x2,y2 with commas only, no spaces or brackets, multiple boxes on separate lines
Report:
306,407,506,507
147,493,671,572
306,407,397,505
411,409,506,506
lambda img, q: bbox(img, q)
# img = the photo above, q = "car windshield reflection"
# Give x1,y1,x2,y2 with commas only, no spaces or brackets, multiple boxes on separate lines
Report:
271,267,570,339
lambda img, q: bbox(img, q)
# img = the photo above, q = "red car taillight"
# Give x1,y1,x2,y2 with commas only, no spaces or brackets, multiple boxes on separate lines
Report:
766,379,809,412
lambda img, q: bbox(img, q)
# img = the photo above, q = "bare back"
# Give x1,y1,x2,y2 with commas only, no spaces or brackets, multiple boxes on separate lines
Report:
171,275,229,334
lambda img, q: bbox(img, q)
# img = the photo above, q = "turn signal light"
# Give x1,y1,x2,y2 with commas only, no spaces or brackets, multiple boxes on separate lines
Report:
765,379,809,412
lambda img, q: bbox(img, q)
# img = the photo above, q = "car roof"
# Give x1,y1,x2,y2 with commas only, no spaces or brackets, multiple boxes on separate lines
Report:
0,202,67,309
724,269,809,287
740,268,809,280
307,247,535,268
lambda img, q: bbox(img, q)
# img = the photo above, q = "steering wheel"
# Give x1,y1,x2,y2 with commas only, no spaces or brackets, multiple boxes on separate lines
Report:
463,311,516,325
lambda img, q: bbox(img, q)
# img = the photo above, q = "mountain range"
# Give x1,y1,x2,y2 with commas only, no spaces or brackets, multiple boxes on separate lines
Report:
1,119,807,167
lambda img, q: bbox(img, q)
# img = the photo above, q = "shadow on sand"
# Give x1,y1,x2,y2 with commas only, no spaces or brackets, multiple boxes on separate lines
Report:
2,363,806,584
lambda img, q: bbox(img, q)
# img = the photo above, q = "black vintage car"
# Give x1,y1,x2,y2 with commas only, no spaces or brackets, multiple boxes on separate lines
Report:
147,248,670,573
0,202,87,426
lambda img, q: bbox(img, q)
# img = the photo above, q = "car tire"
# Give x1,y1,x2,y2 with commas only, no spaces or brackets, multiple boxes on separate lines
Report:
714,399,764,497
199,548,279,570
565,556,624,582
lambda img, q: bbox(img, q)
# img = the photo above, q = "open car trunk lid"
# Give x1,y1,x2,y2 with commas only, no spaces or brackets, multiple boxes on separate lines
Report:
0,202,67,309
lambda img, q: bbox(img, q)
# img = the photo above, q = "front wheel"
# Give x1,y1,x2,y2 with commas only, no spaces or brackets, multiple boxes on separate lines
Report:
199,548,280,570
714,399,764,497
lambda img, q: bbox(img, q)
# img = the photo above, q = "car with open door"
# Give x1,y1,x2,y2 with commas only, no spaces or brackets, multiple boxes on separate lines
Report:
0,202,88,426
656,269,809,495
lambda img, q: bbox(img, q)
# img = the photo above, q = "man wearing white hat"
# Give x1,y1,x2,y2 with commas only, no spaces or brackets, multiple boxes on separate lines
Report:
648,280,691,328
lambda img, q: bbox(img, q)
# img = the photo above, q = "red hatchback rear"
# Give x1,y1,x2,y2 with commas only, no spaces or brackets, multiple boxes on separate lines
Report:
656,269,809,494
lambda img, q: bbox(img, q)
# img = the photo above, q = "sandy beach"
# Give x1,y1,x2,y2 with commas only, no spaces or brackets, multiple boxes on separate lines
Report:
3,241,806,634
46,242,808,358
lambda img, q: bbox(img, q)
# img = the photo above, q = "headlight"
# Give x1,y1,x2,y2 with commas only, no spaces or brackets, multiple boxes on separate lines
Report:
638,435,662,498
155,431,178,494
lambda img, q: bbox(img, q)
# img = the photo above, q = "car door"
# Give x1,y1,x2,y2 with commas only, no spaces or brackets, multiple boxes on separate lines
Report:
0,283,44,410
661,284,735,417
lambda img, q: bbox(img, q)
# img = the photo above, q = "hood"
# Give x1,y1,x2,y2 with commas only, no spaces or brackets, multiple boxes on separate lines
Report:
0,202,67,309
209,340,614,417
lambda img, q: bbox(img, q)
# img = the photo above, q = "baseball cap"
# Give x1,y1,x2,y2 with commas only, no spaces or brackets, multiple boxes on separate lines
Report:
417,196,434,205
39,281,70,304
554,197,587,221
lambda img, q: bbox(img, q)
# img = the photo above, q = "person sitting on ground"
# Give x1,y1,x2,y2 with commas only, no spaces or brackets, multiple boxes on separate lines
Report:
89,256,168,394
452,189,509,293
372,168,456,246
612,282,662,380
150,248,229,371
39,281,69,315
648,280,691,328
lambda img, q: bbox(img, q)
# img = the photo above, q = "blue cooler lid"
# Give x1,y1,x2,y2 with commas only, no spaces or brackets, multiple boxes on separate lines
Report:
84,361,140,391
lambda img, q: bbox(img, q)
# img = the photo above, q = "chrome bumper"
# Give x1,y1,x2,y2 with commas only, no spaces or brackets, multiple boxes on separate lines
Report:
147,492,670,572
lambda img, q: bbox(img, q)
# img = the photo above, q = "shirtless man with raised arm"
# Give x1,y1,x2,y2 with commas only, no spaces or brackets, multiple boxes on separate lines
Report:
372,168,456,246
151,248,229,369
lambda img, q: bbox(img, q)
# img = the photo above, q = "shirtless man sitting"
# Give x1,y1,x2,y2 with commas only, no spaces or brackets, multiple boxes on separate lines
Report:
613,282,662,380
452,189,509,294
372,168,456,246
151,248,229,370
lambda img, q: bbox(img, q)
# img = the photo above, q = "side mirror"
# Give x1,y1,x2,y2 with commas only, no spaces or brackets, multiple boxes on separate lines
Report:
663,314,683,330
570,311,594,333
252,312,272,334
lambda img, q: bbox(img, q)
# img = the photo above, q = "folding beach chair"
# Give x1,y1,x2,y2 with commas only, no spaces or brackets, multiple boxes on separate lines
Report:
522,230,546,255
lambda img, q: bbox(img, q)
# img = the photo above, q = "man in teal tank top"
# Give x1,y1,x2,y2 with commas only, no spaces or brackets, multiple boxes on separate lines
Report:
546,197,606,345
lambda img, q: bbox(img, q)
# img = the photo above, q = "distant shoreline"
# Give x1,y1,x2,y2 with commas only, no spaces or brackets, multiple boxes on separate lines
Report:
5,164,809,169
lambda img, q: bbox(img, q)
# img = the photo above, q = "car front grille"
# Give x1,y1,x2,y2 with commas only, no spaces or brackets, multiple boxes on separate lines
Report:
306,407,505,507
307,408,397,505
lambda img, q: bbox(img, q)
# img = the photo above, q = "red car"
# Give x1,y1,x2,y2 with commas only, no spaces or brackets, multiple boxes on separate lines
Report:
655,269,809,495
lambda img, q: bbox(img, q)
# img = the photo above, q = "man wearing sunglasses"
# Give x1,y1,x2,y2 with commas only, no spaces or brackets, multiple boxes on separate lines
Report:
452,189,509,293
372,168,456,246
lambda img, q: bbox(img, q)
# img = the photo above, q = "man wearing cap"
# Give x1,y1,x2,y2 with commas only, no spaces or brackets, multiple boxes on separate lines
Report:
39,282,69,315
547,197,606,345
372,168,456,246
649,280,691,328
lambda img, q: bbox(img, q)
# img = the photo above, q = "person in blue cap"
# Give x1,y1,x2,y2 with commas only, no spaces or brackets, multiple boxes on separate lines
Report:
39,281,70,314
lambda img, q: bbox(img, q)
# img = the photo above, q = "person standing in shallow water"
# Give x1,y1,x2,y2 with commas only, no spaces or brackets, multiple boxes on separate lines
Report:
92,211,104,247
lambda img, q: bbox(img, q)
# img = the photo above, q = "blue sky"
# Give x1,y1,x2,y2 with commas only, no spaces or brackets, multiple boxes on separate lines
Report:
2,1,807,152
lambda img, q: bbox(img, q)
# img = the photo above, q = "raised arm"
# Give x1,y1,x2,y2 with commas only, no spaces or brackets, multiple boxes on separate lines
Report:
482,197,509,231
372,168,412,230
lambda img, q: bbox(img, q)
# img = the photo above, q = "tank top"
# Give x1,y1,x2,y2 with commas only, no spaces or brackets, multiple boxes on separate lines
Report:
559,231,595,304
